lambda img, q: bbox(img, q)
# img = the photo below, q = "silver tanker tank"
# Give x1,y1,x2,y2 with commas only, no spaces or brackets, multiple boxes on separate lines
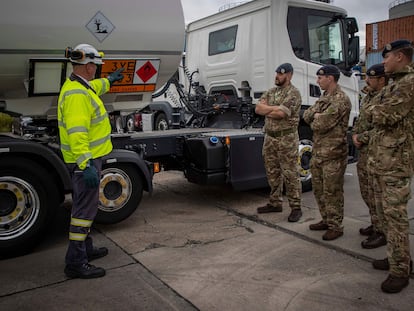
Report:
0,0,185,117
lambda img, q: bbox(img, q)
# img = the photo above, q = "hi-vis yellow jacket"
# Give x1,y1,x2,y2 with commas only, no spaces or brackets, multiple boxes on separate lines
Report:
58,76,113,170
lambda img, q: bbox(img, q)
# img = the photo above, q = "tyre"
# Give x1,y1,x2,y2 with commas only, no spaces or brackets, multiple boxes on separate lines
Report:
96,163,143,224
126,115,135,132
299,138,313,192
154,112,169,131
0,158,59,257
114,115,124,133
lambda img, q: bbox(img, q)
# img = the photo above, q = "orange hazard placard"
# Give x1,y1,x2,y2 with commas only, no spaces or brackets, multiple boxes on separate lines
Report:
100,59,160,93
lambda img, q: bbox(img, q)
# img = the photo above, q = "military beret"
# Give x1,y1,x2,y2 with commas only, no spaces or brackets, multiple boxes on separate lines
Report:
366,64,385,77
316,65,340,78
276,63,293,74
382,39,413,57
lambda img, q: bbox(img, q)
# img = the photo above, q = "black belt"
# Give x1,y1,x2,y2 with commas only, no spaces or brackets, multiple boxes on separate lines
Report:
266,128,295,138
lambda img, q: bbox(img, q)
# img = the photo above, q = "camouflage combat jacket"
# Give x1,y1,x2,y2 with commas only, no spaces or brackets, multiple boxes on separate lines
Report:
352,88,380,149
366,63,414,177
303,85,351,161
261,84,301,132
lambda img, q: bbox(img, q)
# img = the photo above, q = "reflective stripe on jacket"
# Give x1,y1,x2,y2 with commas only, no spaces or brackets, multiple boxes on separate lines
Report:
58,77,112,169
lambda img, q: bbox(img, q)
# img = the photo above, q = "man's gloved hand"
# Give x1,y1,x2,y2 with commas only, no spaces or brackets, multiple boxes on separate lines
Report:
107,68,125,85
83,160,100,189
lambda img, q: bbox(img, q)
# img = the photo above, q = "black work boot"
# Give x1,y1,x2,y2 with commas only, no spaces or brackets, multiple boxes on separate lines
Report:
288,209,302,222
257,204,282,214
361,232,386,249
381,274,410,293
359,225,374,236
87,247,109,262
64,263,106,279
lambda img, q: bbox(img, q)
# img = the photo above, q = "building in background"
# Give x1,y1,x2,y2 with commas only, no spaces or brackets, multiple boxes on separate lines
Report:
365,0,414,68
389,0,414,18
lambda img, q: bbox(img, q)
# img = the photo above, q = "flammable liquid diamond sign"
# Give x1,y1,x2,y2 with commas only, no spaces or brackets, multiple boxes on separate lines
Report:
134,61,159,83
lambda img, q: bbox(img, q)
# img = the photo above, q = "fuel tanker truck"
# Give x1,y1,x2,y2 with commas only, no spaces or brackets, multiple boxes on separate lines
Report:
0,0,185,256
1,0,361,257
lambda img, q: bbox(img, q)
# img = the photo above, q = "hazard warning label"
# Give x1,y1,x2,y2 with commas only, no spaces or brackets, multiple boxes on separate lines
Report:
86,11,115,43
100,59,160,93
136,61,157,83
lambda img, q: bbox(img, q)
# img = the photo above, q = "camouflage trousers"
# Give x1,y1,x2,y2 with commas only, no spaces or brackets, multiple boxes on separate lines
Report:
372,174,411,277
357,150,383,233
262,133,301,210
311,156,347,232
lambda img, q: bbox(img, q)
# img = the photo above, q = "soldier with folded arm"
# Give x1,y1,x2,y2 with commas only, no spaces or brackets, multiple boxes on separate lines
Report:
255,63,303,223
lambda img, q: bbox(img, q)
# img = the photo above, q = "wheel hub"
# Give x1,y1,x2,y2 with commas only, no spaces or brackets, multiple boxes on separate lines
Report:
99,169,132,212
298,141,313,181
0,177,38,240
0,188,18,216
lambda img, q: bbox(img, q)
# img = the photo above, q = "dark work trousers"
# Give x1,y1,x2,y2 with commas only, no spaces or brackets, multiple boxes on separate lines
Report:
65,158,102,266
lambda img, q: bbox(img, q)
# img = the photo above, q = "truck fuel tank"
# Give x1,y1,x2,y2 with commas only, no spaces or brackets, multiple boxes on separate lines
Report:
184,136,226,171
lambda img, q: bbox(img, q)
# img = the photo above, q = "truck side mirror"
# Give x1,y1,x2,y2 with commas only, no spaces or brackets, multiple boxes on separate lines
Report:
345,17,358,35
348,36,360,68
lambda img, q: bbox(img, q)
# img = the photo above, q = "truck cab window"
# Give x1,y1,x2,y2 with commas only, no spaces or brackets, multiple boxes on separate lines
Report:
288,7,346,67
209,25,238,55
308,16,343,65
287,8,306,60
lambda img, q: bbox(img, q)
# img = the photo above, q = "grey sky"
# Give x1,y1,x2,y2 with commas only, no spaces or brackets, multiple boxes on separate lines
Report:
180,0,392,47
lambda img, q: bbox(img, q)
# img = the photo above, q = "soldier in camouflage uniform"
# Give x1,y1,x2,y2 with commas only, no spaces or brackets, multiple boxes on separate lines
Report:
366,40,414,294
255,63,302,222
303,65,351,241
352,64,388,249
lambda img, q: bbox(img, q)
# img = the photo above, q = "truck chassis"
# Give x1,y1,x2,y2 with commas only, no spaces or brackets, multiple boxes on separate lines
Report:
0,123,315,256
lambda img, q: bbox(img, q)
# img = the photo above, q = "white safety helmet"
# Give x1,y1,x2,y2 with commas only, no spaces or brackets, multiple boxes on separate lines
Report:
66,43,104,65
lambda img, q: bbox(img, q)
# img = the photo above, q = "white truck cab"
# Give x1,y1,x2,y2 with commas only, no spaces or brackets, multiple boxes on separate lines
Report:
182,0,360,128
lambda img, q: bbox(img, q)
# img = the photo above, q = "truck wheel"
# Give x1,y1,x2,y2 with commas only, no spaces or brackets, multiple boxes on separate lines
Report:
154,113,169,131
0,158,58,257
96,163,143,224
126,115,135,132
299,138,313,192
114,115,124,133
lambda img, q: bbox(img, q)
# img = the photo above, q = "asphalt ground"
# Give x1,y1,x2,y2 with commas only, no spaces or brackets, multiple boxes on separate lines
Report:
1,163,414,310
